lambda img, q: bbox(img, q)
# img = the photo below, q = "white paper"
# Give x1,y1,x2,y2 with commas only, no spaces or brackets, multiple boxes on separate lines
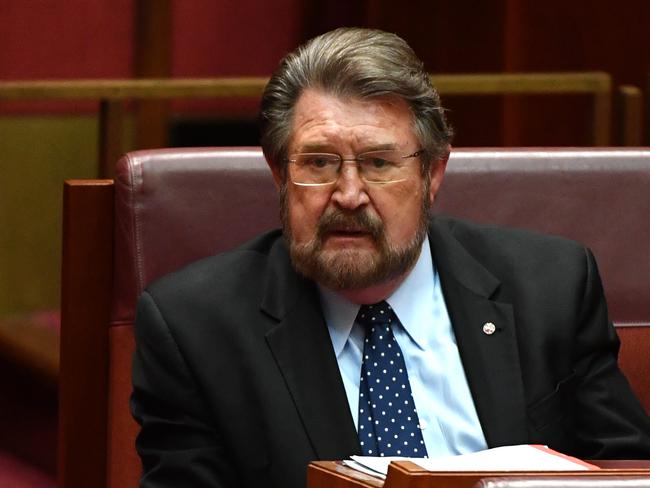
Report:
349,455,408,476
342,459,387,479
349,445,596,476
412,445,594,472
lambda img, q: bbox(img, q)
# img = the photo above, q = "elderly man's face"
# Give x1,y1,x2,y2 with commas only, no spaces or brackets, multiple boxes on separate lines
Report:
275,89,445,291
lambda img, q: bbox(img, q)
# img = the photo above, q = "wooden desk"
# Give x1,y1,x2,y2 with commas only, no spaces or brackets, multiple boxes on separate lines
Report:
308,460,650,488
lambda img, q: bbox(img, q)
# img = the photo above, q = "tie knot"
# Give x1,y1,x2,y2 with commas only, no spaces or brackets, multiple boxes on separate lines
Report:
356,301,394,329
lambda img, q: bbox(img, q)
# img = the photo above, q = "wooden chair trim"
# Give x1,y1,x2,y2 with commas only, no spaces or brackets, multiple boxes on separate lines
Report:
59,179,114,488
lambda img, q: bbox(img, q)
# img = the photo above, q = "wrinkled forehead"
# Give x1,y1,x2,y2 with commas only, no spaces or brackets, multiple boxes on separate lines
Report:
288,89,418,153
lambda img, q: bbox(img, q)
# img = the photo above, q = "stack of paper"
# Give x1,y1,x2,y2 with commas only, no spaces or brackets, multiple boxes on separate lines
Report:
344,445,599,479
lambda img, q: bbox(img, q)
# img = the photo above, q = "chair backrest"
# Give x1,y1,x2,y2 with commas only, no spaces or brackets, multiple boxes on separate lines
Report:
59,147,650,488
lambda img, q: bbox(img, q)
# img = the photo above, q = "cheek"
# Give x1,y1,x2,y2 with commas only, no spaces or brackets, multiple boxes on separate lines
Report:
287,189,331,240
377,184,424,238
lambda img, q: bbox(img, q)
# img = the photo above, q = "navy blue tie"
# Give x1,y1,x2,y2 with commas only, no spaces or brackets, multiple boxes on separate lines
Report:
357,301,428,457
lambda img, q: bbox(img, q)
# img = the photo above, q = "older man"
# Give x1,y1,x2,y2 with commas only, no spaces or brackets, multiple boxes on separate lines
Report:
131,27,650,488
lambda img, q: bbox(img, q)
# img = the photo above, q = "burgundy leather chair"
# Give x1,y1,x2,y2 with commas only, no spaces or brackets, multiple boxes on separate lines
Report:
59,147,650,488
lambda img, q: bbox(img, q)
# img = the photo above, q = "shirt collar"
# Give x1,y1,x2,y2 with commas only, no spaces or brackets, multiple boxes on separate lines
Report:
386,236,435,350
319,236,435,356
319,283,359,357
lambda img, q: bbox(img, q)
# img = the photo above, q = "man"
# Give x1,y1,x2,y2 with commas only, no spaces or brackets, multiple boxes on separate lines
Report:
131,27,650,488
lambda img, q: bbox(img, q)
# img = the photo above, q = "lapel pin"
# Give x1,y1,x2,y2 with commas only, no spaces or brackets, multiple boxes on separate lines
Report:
482,322,496,335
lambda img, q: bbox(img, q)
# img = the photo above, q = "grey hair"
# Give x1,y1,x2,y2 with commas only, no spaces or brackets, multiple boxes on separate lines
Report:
259,27,453,173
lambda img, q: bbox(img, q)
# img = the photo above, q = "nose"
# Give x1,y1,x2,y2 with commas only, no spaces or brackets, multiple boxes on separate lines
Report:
330,161,370,210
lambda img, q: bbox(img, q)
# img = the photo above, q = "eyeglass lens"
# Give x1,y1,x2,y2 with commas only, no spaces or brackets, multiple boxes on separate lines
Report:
289,150,417,185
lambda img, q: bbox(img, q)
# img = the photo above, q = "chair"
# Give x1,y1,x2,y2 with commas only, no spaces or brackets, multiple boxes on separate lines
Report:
432,148,650,414
59,147,650,488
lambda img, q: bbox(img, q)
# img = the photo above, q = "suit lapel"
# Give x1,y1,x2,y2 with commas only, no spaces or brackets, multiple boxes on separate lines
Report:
430,219,529,447
261,242,360,459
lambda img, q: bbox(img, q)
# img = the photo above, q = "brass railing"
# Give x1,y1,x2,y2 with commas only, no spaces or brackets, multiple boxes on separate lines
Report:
0,72,629,178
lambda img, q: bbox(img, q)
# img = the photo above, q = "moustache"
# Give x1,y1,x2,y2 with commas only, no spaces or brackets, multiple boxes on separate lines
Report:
316,209,383,241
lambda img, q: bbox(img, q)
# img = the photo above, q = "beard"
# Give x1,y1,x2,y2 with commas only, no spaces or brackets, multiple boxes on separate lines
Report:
280,183,431,291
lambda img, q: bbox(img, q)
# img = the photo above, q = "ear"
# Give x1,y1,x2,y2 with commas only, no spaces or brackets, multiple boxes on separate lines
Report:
428,148,449,206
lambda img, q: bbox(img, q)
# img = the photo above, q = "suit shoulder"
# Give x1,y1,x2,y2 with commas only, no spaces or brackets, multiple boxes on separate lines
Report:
429,215,596,314
430,215,592,282
145,228,284,300
433,214,586,255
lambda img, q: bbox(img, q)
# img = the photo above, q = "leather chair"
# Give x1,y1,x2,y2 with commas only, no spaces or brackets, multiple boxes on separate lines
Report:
59,147,650,488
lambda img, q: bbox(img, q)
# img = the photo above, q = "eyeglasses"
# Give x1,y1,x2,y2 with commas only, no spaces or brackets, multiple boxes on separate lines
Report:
285,149,425,186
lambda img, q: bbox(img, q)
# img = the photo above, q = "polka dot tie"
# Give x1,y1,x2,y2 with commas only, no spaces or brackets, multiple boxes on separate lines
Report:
357,301,428,457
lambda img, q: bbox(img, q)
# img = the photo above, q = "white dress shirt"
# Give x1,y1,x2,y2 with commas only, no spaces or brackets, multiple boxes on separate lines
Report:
320,237,488,457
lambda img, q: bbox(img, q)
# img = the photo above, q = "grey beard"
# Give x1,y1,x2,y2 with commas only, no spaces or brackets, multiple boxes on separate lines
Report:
279,184,431,291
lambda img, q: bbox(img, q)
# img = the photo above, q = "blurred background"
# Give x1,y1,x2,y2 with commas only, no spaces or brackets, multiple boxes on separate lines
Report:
0,0,648,485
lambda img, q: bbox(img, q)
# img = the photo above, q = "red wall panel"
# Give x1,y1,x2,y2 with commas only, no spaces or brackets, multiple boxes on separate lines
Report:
1,0,648,144
0,0,134,80
172,0,305,76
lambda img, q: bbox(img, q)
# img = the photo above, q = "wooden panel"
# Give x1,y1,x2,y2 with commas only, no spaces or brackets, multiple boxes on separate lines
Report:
106,325,140,488
133,0,172,150
616,85,643,146
308,460,650,488
592,90,612,146
646,74,650,145
430,72,611,146
308,461,382,488
99,100,125,178
59,180,114,488
499,1,649,147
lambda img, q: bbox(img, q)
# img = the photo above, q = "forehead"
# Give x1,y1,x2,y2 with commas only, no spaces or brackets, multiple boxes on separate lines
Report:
289,89,416,152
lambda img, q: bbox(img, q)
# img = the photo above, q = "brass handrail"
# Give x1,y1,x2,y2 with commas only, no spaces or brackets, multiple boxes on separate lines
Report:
0,72,614,177
0,72,610,99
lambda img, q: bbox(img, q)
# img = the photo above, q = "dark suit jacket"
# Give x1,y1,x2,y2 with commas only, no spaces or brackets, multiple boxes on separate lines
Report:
131,216,650,488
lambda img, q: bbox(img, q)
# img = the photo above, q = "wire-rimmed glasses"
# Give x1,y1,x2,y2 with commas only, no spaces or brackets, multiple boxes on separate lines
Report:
285,149,425,187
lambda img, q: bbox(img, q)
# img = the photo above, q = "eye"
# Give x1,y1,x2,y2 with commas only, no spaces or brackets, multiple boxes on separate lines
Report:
309,156,330,168
361,152,398,171
300,154,334,168
367,157,390,169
